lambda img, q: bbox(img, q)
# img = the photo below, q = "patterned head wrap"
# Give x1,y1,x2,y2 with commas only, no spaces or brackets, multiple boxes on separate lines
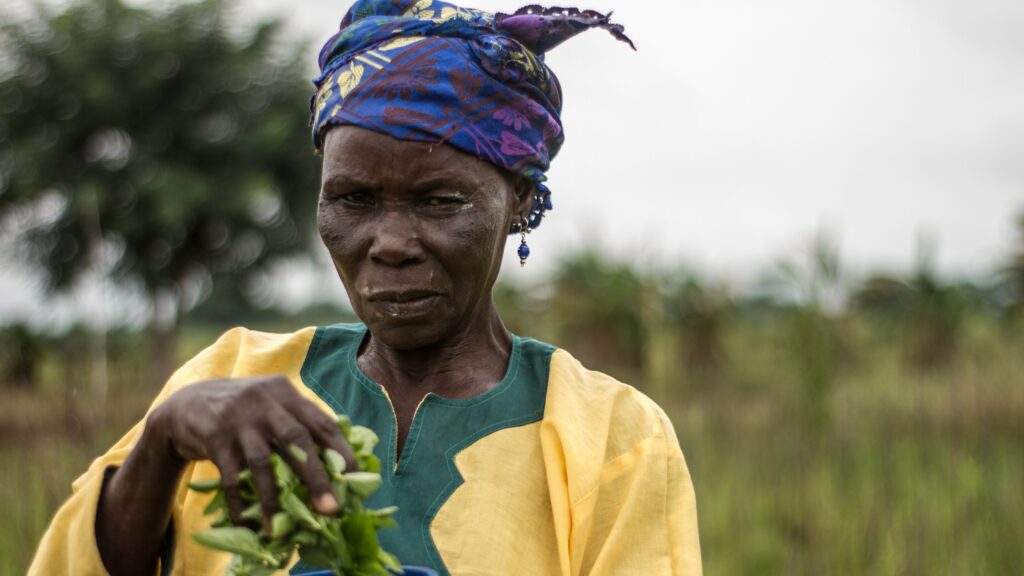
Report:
310,0,633,230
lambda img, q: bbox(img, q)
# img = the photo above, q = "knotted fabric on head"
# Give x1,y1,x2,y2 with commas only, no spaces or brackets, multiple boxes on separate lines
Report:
310,0,634,230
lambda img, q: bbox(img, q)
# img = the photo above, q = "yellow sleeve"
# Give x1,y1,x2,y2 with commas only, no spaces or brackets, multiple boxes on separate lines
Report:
544,349,702,576
570,411,702,575
28,327,324,576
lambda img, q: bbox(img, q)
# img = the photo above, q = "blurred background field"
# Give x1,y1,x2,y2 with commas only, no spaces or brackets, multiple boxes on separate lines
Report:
2,0,1023,574
3,258,1024,574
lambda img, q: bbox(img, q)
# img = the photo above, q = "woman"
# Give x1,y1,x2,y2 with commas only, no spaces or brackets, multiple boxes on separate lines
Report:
30,1,701,574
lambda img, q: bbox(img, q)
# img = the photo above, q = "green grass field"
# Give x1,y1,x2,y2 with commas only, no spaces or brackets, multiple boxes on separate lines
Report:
2,318,1022,575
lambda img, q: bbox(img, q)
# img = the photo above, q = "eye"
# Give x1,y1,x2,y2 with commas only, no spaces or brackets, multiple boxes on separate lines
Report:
424,195,465,207
421,188,471,212
338,190,375,206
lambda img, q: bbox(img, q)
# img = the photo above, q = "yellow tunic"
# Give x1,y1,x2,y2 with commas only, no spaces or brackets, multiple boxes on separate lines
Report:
30,325,701,575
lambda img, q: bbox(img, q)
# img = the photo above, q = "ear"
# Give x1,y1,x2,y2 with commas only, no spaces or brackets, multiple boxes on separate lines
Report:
510,173,535,226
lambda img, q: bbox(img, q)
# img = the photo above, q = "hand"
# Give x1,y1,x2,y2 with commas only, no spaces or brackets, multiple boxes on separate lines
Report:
149,375,358,533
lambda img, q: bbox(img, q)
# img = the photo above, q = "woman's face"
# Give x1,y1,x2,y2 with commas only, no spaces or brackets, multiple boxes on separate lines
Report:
318,126,531,350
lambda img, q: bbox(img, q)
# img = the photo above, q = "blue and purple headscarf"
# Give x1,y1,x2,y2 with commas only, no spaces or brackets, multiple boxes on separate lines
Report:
310,0,633,230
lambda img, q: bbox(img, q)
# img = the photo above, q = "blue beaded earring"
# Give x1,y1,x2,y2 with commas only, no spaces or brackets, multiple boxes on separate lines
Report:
517,219,531,267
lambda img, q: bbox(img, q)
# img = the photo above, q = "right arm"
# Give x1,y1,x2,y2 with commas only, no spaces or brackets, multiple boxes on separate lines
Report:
34,375,357,576
94,404,187,576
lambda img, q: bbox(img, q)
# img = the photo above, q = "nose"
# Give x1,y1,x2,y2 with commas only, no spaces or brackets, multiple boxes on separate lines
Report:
367,209,426,267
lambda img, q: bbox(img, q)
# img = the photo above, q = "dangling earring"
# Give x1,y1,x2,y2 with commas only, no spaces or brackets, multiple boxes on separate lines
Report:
517,219,531,267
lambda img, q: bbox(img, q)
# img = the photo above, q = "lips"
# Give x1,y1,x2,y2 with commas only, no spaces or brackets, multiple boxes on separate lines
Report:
366,289,442,303
364,289,444,320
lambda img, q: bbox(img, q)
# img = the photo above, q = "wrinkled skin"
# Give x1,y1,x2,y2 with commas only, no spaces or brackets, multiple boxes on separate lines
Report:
95,125,533,575
319,127,534,448
320,126,528,352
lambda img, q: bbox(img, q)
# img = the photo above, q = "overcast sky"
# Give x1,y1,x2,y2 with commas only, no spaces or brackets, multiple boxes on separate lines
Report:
3,0,1023,326
250,0,1024,281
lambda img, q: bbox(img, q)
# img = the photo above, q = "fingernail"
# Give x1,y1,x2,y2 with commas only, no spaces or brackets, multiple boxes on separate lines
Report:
317,492,338,513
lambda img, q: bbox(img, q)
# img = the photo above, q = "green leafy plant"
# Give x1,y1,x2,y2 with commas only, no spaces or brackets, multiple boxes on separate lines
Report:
188,416,402,576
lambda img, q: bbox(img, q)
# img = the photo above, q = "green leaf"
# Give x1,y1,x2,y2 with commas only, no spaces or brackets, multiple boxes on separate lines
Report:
282,492,321,530
324,448,347,476
336,414,353,437
288,443,309,465
240,502,263,522
203,491,227,516
357,452,382,474
227,555,279,576
212,511,232,528
355,560,392,576
378,549,403,572
191,527,274,563
292,529,319,545
271,512,296,539
345,472,383,498
332,478,348,505
327,522,353,566
368,506,398,529
265,538,295,559
348,426,379,453
342,514,380,562
187,478,223,493
369,506,398,518
297,545,336,570
236,469,254,487
272,454,298,490
236,470,258,501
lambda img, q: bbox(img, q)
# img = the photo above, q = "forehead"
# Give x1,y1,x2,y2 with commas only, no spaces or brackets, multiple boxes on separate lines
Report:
322,125,504,187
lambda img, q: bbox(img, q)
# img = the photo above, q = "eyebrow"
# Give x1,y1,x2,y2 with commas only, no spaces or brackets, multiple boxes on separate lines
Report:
322,171,483,191
321,172,376,190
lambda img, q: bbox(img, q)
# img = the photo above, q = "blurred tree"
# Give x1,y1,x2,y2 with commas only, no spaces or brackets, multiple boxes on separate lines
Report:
1003,213,1024,321
492,280,552,341
0,0,321,381
188,278,356,332
659,270,733,373
547,250,649,380
763,233,846,428
0,323,43,388
853,246,971,371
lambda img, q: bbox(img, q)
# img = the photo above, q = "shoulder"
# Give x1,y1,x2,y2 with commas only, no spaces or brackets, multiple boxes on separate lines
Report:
171,323,366,387
542,347,678,467
178,325,318,377
152,324,366,410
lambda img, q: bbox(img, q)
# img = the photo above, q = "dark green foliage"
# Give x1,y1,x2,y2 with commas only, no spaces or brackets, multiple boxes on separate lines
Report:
853,257,980,371
999,213,1024,322
659,271,733,372
189,416,401,576
547,249,650,374
0,0,320,306
0,323,43,387
760,234,846,427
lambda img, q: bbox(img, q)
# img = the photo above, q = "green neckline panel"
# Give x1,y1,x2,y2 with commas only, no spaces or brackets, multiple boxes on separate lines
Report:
294,323,554,575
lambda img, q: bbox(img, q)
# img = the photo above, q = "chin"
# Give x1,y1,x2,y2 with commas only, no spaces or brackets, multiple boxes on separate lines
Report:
353,298,454,350
364,318,452,351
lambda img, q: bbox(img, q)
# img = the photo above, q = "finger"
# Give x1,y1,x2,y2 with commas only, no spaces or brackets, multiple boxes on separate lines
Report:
214,451,247,526
239,428,279,534
267,408,339,515
288,398,359,472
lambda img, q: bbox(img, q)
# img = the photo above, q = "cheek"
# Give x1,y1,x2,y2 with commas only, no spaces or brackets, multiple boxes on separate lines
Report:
317,203,359,263
444,201,510,278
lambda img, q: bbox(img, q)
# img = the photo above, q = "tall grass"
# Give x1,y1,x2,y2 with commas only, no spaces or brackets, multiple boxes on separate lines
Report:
1,313,1022,575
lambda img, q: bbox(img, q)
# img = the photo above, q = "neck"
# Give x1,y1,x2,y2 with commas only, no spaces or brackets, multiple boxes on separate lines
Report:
358,304,513,400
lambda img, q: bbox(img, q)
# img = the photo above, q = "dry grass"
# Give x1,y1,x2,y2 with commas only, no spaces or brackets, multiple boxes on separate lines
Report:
1,320,1022,575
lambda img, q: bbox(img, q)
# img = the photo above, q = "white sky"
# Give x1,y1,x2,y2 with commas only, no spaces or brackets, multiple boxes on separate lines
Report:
254,0,1024,282
3,0,1023,326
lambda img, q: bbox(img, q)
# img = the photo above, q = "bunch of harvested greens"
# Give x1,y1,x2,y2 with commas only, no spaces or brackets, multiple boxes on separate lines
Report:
187,415,402,576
